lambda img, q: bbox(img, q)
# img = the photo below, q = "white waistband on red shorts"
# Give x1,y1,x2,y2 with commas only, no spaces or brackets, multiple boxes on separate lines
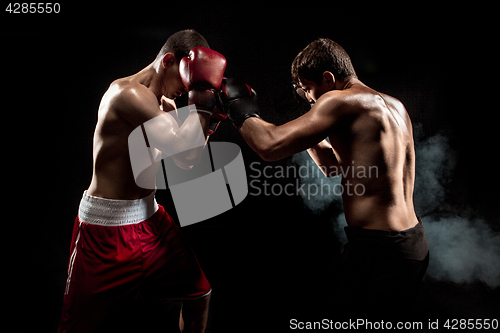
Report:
78,191,159,226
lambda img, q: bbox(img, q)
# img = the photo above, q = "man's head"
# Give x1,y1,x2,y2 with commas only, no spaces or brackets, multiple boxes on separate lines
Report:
156,29,210,99
156,29,210,62
291,38,356,102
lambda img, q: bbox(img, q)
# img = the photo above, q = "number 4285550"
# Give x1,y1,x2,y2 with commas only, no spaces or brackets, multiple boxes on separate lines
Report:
6,3,61,13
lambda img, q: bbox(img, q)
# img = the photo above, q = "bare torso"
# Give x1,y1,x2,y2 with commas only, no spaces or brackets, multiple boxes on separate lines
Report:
87,79,155,200
86,56,210,200
327,84,417,231
87,72,179,200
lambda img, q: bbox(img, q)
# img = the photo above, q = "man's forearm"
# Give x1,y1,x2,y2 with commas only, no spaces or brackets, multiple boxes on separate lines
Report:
307,139,340,177
171,111,210,168
238,114,326,162
178,111,210,138
238,117,288,161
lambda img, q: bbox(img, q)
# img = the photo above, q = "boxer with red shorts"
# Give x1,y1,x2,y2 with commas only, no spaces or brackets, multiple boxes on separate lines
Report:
59,30,226,333
60,191,211,332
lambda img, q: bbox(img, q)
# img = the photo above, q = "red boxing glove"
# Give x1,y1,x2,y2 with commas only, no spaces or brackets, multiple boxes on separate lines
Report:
179,47,227,130
179,47,226,91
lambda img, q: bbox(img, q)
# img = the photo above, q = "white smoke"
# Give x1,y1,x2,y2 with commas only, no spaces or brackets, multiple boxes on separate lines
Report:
413,133,456,216
291,131,500,288
423,216,500,287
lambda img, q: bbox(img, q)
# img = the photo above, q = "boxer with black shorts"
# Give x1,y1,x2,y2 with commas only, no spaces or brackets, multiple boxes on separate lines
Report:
224,38,429,319
59,30,225,333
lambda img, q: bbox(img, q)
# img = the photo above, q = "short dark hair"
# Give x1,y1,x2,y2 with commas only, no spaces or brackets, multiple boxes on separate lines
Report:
291,38,356,85
156,29,210,62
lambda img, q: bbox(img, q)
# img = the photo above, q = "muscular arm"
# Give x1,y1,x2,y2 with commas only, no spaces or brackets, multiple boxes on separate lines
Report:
117,85,209,168
238,92,342,161
307,139,340,177
147,110,209,169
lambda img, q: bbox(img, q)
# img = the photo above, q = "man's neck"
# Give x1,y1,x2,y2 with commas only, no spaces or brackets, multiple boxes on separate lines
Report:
335,77,364,91
132,62,164,103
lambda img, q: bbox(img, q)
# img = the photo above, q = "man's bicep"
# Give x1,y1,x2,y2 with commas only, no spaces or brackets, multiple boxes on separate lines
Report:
116,86,165,127
277,97,339,154
141,109,206,161
116,87,185,155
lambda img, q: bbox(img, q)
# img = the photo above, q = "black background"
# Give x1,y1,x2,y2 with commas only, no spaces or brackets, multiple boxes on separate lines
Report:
3,2,498,332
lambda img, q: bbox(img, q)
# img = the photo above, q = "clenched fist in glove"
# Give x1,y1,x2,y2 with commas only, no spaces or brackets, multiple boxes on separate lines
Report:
221,77,261,128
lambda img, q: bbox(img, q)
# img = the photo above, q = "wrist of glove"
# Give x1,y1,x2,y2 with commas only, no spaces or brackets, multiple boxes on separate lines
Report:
207,118,221,135
226,98,261,128
188,89,227,120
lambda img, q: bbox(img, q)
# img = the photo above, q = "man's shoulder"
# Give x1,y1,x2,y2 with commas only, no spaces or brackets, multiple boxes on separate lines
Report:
332,86,405,114
316,87,368,116
106,79,156,109
315,86,406,130
378,92,406,113
101,79,161,127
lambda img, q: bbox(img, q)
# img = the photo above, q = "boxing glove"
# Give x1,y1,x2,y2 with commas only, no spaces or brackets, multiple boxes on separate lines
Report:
221,78,261,127
179,47,227,120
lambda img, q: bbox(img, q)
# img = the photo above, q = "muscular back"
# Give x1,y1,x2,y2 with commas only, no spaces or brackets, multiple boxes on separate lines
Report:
328,85,417,231
87,81,155,200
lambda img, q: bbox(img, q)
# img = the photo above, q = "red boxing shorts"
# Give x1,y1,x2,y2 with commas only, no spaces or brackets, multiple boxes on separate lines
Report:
58,191,211,333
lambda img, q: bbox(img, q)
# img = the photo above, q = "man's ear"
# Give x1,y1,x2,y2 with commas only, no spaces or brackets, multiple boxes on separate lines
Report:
161,53,176,68
323,71,336,88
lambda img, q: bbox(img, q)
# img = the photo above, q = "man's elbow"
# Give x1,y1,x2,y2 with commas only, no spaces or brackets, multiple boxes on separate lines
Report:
172,146,204,169
172,157,194,170
259,151,278,162
254,143,280,162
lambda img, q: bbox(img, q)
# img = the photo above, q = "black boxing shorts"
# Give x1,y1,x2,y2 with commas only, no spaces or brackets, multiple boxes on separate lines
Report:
339,218,429,319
